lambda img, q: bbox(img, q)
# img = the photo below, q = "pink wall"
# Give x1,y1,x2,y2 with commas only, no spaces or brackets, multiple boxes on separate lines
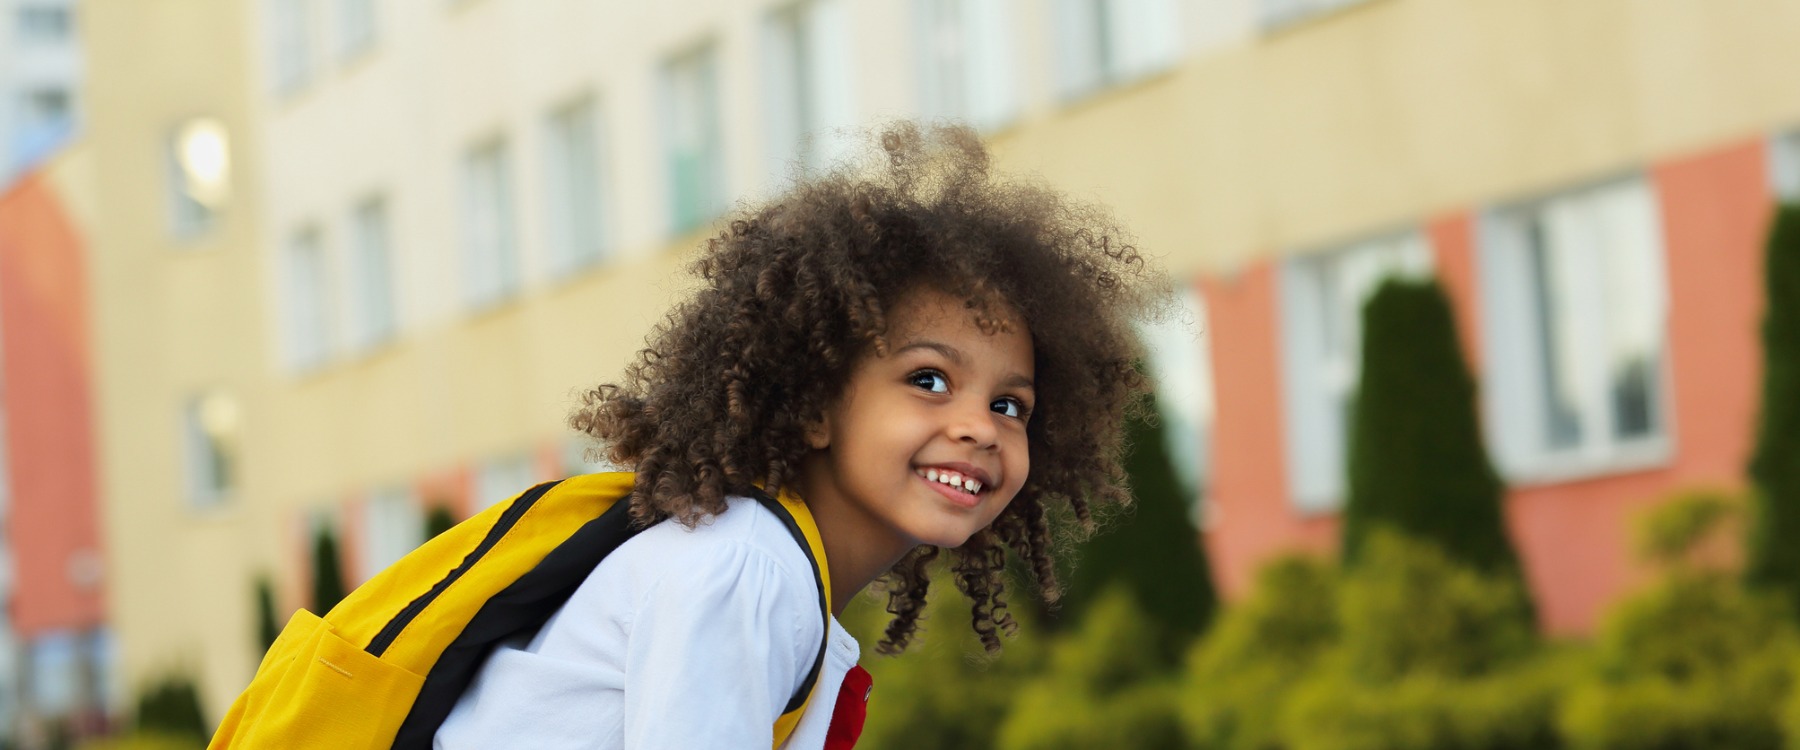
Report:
0,172,107,638
1199,138,1773,634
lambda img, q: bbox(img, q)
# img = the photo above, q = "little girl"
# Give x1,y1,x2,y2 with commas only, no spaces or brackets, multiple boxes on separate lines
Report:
433,123,1158,748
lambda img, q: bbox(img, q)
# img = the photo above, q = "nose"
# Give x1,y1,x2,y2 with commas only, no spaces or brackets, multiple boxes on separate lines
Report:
947,397,999,449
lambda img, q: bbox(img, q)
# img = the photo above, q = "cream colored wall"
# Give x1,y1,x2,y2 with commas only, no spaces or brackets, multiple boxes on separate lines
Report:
84,0,1800,721
988,0,1800,278
81,0,274,713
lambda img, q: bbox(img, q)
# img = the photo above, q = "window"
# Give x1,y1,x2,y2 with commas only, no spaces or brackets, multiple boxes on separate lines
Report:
1138,285,1217,523
1479,178,1672,483
460,138,520,310
15,5,72,43
475,454,536,513
763,0,856,180
360,487,421,580
1772,129,1800,202
338,0,376,60
915,0,1019,132
1279,231,1433,512
561,436,619,477
1259,0,1372,30
182,391,240,509
1051,0,1182,101
543,97,611,276
21,89,71,129
284,226,334,370
268,0,314,94
347,197,397,350
166,118,232,238
661,44,726,233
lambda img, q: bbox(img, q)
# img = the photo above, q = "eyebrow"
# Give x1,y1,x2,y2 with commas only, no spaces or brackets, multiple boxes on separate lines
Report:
894,340,1036,392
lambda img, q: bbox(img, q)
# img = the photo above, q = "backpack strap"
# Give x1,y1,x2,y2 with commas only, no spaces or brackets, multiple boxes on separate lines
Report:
389,481,832,749
750,486,833,741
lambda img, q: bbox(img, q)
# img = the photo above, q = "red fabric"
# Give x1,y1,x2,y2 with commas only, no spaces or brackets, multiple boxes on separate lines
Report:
823,665,872,750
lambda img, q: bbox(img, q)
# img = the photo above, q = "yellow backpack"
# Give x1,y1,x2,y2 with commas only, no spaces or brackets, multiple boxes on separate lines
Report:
208,472,833,749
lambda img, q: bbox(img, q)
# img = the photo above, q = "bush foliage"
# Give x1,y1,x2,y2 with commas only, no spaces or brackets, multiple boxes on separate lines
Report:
1343,279,1522,585
1748,203,1800,617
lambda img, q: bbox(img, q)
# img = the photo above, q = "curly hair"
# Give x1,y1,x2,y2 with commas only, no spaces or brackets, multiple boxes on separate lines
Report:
571,122,1160,654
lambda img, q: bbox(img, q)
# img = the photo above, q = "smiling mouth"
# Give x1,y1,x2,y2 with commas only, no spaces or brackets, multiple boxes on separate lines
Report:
913,466,989,508
915,466,985,494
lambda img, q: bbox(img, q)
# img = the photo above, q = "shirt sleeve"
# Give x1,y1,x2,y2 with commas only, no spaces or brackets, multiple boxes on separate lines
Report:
622,538,823,748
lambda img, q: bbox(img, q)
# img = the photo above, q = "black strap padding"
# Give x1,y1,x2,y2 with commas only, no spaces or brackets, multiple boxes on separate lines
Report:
747,487,830,715
389,487,830,749
391,495,641,749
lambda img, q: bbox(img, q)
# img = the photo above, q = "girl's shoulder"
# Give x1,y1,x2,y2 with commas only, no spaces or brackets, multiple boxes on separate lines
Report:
585,494,822,620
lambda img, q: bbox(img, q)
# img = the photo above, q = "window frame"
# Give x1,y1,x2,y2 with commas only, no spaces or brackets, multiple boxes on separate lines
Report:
542,94,612,277
1475,176,1677,486
1278,229,1435,513
459,135,522,311
660,41,727,235
914,0,1020,132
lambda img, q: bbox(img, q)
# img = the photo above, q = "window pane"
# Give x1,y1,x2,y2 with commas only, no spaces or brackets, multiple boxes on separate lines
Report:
476,455,536,513
664,46,724,232
338,0,376,59
1772,131,1800,202
15,5,72,43
167,118,232,238
461,139,519,308
184,391,240,509
268,0,312,93
361,487,422,580
1281,232,1432,511
285,227,332,368
917,0,1017,130
349,198,396,349
1492,177,1671,475
544,98,607,275
1139,286,1215,518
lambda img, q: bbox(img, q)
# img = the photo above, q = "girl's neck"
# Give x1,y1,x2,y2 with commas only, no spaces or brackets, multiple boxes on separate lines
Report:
791,470,916,618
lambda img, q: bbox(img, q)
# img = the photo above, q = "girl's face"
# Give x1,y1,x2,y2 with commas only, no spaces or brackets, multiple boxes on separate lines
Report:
800,287,1035,555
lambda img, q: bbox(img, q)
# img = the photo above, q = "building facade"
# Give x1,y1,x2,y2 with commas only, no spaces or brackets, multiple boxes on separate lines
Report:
0,0,81,186
72,0,1800,722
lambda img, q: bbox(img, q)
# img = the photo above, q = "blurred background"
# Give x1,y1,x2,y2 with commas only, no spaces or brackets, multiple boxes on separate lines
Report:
3,0,1800,747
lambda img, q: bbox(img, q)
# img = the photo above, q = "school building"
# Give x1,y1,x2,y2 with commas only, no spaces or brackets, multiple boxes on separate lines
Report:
53,0,1800,725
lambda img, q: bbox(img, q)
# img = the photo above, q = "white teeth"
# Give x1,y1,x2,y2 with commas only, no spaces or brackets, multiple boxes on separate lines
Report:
918,467,983,494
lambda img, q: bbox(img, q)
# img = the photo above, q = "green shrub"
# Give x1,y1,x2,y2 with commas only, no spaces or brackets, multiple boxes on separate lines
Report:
1636,489,1740,568
73,735,198,750
1342,280,1522,587
1748,203,1800,617
1282,656,1572,750
1057,390,1217,660
1334,530,1534,682
1559,571,1799,750
998,590,1185,750
132,673,208,744
1179,555,1338,750
842,581,1045,750
311,522,347,614
423,504,457,541
253,574,280,653
1276,532,1556,750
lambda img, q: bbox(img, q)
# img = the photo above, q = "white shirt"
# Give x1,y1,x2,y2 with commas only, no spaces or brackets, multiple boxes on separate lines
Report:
434,495,861,749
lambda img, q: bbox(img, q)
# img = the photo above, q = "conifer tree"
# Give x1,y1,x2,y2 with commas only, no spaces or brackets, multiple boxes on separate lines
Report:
1341,278,1523,583
1058,390,1218,657
1748,204,1800,615
311,523,348,615
254,575,280,652
424,504,457,541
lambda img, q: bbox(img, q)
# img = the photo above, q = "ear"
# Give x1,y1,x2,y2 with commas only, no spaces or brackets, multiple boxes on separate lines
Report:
803,412,831,450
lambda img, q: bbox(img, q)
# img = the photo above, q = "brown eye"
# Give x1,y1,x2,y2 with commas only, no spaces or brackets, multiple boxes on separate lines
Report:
992,397,1026,419
907,369,949,393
